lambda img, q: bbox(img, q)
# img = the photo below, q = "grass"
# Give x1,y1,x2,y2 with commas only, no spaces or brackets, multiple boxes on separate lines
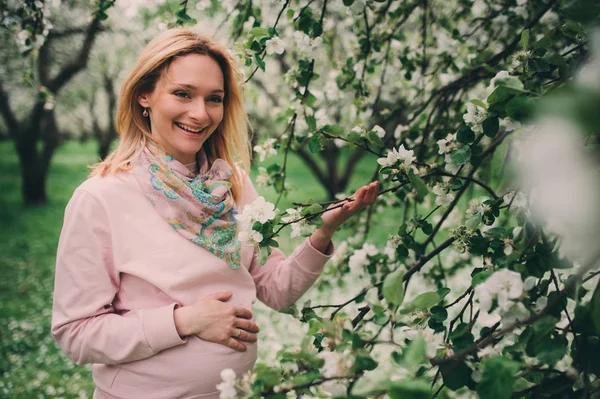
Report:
0,139,390,398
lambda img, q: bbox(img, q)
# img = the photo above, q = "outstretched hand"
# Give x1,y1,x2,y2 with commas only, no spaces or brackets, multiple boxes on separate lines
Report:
309,182,379,253
321,181,379,234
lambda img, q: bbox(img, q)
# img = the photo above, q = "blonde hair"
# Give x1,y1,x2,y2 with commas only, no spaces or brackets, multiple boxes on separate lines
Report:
90,28,251,203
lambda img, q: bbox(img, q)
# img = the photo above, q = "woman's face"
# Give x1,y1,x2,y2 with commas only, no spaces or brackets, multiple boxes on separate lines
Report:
138,53,225,164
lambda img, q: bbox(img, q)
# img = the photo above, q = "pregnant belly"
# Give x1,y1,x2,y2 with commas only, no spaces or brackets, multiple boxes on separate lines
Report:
93,337,257,399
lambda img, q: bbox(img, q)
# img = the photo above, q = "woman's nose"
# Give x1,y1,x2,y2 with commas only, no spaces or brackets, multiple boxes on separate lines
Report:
188,100,210,123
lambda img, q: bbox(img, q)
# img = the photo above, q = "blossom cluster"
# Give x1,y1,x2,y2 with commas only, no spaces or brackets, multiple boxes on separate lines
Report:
236,196,276,246
281,207,317,238
253,138,278,163
377,145,416,175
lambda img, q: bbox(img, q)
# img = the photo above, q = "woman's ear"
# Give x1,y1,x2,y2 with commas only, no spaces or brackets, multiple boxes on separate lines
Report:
138,94,151,108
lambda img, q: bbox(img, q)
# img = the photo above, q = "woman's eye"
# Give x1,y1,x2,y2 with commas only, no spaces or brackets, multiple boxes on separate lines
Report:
209,96,223,103
174,91,190,98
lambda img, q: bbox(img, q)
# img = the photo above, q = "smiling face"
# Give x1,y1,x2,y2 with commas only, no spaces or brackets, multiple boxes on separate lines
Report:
138,53,225,164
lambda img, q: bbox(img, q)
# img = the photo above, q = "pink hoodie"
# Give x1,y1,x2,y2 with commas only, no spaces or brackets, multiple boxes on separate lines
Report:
51,171,332,398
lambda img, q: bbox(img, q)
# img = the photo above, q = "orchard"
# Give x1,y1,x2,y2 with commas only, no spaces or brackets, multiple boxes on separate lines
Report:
1,0,600,398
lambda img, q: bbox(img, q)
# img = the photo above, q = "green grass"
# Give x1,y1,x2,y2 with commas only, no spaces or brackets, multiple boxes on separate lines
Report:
0,140,391,397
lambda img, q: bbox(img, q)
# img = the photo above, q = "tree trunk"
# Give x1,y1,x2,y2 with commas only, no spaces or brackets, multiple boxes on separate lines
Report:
17,111,60,205
21,159,48,206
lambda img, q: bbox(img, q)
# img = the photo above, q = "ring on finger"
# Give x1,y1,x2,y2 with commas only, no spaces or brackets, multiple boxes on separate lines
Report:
235,329,242,338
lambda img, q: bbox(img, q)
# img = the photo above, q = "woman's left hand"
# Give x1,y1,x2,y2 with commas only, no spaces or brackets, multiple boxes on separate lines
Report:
309,181,379,253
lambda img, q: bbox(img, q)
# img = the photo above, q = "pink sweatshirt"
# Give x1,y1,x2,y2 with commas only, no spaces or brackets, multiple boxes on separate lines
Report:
51,170,333,399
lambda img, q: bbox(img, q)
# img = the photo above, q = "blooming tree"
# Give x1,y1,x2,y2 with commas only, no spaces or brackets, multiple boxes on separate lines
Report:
4,0,600,397
202,0,600,397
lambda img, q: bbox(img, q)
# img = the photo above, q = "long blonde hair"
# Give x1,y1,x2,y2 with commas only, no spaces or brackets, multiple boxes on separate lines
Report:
90,28,251,203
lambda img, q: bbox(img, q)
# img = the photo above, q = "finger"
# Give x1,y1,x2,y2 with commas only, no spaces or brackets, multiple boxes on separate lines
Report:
366,182,379,203
204,291,233,301
233,328,258,343
233,306,253,319
352,187,367,208
226,337,247,352
234,318,260,333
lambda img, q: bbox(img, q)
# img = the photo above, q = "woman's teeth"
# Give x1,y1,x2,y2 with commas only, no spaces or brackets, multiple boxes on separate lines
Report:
175,122,205,134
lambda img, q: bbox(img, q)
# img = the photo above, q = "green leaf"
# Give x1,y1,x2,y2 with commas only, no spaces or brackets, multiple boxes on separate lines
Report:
319,124,345,137
258,246,269,265
353,355,378,372
308,134,322,153
526,316,567,365
476,356,520,399
472,270,492,287
388,379,431,399
469,99,488,109
450,146,471,165
483,117,499,137
402,291,441,313
430,306,448,322
496,75,525,92
250,27,269,37
303,203,322,215
520,29,529,50
457,126,475,144
255,53,265,71
440,361,472,391
348,130,362,143
563,0,600,24
352,372,391,397
382,269,406,307
484,227,506,237
487,86,514,105
437,287,451,299
403,336,427,367
407,169,428,199
367,131,385,147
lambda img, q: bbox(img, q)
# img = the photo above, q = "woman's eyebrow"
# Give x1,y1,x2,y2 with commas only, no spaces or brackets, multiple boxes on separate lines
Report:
171,83,224,94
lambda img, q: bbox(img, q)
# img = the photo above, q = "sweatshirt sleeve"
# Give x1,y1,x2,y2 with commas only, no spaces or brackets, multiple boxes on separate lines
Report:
241,175,334,311
51,189,186,366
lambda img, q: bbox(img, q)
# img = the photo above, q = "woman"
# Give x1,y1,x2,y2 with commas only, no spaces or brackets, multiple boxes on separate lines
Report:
51,28,378,398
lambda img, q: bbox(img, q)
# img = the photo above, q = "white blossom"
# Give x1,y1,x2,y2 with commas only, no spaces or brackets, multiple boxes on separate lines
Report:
372,125,386,138
501,302,530,327
475,269,524,313
281,208,316,238
376,145,416,174
394,124,409,140
253,138,278,162
463,102,487,133
265,36,285,55
331,240,350,267
237,196,276,246
503,191,527,209
319,349,354,378
432,183,455,207
255,167,271,188
293,31,322,55
348,243,378,271
523,276,537,291
216,368,238,399
436,133,457,155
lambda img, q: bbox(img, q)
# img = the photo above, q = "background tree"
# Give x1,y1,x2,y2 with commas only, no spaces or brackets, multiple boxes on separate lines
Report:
0,0,114,205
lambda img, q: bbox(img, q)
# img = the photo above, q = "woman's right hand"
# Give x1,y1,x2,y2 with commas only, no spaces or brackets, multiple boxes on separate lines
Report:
173,291,259,352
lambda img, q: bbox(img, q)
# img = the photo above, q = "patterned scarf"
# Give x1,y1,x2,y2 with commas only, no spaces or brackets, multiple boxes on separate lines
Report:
133,147,241,269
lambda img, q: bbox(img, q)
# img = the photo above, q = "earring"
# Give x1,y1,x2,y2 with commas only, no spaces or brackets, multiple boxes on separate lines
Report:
143,108,149,117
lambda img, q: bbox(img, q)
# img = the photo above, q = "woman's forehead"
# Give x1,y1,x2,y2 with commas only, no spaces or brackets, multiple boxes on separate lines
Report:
160,54,225,91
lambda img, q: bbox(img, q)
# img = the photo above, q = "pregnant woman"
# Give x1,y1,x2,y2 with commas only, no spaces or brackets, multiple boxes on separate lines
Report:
51,28,378,398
